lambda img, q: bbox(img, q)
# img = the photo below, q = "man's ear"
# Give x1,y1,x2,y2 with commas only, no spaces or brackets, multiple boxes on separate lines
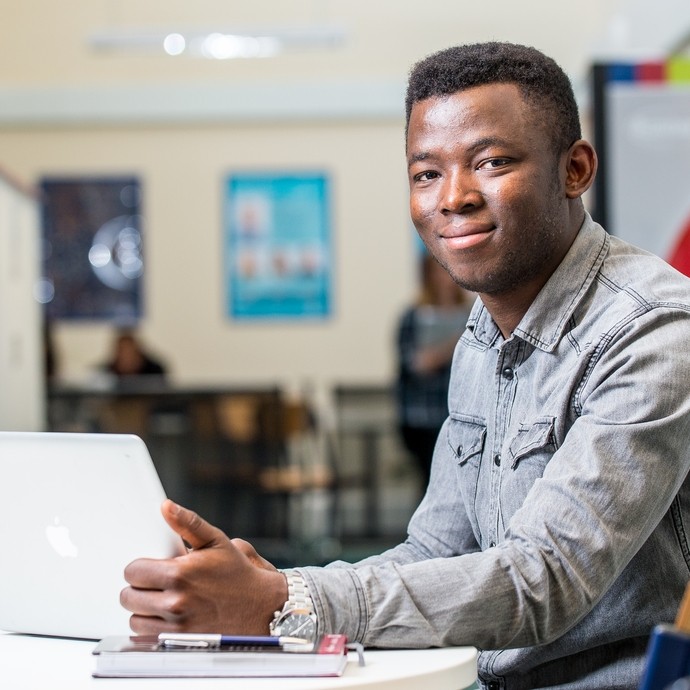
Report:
564,140,598,199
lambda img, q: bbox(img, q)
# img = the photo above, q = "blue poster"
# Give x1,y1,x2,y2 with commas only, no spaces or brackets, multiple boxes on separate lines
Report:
225,172,331,319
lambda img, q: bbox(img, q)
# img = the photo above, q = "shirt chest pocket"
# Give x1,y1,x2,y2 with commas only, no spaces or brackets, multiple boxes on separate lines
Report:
447,415,487,539
500,417,558,524
447,414,487,468
507,417,557,469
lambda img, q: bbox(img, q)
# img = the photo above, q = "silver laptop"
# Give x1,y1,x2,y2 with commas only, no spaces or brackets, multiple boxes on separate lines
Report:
0,431,185,640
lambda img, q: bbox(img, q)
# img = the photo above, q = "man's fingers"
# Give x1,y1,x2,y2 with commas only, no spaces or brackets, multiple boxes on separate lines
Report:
128,614,172,636
124,557,176,589
160,499,226,551
121,583,173,616
121,501,280,636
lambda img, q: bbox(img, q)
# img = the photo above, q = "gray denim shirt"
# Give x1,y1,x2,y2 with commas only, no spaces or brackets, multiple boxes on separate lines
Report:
300,215,690,689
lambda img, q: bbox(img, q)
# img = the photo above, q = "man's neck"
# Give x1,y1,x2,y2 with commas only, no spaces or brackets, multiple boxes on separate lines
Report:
480,290,536,339
481,208,586,338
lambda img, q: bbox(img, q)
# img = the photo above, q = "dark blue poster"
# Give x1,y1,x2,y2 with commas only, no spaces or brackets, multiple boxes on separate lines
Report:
39,177,143,321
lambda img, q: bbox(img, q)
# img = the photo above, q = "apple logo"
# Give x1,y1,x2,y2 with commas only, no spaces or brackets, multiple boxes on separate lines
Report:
45,517,78,558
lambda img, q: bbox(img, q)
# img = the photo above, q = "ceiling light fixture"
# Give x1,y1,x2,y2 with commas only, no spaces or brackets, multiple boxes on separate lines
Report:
89,24,346,59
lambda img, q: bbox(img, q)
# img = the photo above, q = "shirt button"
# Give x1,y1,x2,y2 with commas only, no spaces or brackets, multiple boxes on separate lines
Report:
456,445,463,456
493,453,501,466
488,683,500,690
489,541,496,548
502,367,514,380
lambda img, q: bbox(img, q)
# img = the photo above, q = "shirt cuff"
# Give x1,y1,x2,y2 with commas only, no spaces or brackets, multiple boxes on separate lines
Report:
297,565,369,643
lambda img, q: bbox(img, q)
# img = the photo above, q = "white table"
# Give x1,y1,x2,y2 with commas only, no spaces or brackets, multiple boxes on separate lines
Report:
0,632,477,690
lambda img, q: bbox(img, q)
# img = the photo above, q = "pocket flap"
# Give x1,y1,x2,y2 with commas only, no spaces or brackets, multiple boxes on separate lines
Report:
507,417,556,469
447,415,487,466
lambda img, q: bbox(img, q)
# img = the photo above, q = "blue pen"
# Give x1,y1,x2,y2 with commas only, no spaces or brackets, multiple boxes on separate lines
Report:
157,633,310,648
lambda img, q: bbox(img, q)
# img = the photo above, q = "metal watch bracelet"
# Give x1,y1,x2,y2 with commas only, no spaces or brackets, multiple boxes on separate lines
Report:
270,570,316,634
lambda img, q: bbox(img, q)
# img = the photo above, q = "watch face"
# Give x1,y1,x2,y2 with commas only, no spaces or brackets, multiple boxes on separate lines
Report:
276,611,317,641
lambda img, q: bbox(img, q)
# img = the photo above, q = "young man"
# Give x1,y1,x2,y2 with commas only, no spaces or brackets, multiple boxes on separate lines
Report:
121,43,690,689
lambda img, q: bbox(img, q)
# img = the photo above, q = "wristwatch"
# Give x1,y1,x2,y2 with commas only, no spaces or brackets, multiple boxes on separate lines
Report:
269,570,318,642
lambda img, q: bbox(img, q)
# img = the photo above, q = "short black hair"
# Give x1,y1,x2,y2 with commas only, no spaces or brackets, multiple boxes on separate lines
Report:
405,42,581,153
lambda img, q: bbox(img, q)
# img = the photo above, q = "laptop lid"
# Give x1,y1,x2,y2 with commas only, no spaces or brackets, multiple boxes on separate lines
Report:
0,432,184,640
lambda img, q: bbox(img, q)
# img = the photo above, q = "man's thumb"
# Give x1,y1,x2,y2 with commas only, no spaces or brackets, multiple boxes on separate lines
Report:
160,499,224,550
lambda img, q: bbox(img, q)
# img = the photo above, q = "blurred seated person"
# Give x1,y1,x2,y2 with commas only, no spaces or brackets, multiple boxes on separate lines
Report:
396,253,474,486
103,330,168,381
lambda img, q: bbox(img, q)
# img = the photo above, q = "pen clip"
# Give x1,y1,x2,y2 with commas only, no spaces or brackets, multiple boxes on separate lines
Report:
159,638,211,649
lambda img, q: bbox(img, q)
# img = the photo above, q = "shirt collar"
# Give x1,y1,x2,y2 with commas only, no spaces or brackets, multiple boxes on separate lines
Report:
466,213,609,352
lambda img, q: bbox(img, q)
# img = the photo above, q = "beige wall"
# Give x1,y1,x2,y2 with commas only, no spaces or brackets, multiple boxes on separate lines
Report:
0,120,412,391
0,0,659,395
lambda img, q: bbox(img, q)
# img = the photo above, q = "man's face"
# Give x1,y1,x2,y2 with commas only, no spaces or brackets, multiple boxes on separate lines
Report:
407,83,571,298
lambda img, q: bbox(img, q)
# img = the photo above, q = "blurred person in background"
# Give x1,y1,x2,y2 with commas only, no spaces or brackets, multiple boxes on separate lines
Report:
396,253,473,487
103,330,167,380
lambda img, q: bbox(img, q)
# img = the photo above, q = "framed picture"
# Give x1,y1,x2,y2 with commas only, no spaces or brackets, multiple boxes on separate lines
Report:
225,172,332,320
39,177,143,320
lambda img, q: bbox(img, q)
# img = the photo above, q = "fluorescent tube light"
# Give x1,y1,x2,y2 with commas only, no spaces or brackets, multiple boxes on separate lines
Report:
89,24,346,59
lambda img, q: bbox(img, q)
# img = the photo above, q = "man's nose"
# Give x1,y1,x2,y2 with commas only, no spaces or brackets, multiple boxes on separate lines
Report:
440,172,482,213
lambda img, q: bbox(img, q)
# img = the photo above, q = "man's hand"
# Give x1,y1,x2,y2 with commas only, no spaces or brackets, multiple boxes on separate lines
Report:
120,499,288,635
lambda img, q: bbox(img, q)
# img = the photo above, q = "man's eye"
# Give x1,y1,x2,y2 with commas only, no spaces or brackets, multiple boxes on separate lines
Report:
414,171,439,182
478,158,510,170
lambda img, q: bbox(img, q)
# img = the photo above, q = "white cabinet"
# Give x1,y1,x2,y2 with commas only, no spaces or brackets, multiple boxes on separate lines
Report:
0,168,45,430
